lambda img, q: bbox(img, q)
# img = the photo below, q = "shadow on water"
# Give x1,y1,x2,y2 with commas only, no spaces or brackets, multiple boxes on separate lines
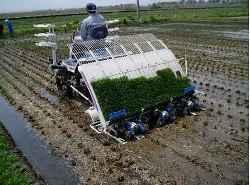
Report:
0,95,80,185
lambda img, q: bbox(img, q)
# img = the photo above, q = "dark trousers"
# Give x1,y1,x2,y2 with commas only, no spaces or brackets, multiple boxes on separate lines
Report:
0,31,3,38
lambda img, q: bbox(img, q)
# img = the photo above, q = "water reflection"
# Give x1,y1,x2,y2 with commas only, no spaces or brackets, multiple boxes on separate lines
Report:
0,95,80,185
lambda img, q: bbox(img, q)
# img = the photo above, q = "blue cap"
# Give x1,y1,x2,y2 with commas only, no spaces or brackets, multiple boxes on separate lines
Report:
86,3,96,12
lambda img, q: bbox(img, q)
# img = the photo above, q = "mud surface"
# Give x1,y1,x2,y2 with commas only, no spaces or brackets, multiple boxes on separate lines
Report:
0,21,248,184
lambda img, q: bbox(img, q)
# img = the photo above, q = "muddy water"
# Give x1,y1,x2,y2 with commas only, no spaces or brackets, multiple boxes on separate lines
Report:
36,88,59,105
0,95,80,185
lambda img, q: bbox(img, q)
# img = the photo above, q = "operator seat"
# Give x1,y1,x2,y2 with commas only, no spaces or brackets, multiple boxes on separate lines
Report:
90,25,108,40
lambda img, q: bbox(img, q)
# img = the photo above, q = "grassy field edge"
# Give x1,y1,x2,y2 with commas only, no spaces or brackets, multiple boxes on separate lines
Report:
0,122,45,185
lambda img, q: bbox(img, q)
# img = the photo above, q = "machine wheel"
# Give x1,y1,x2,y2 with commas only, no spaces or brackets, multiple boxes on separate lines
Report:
183,107,189,115
198,104,206,111
156,118,162,127
56,77,72,97
125,131,131,139
143,124,149,131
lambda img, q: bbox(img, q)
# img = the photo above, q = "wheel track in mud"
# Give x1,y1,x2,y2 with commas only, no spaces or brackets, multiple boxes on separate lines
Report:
185,60,249,77
3,46,49,69
166,35,249,71
169,37,249,57
0,44,178,184
188,70,248,95
0,51,57,95
146,123,248,183
0,47,54,83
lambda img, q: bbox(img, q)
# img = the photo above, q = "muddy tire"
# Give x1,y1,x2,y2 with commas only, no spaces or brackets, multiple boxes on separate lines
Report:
183,107,189,115
56,77,72,97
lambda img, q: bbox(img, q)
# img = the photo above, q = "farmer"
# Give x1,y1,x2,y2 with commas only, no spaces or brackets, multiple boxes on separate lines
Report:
0,23,4,38
5,19,13,38
80,3,108,41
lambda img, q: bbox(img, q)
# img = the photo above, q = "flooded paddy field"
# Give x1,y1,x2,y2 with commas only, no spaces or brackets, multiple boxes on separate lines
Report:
0,21,248,184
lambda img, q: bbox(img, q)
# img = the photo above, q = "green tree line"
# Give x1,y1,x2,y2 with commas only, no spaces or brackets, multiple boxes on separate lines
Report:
151,0,248,6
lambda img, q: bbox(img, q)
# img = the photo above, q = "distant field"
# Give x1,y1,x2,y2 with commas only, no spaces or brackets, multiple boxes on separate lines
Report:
0,6,248,37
